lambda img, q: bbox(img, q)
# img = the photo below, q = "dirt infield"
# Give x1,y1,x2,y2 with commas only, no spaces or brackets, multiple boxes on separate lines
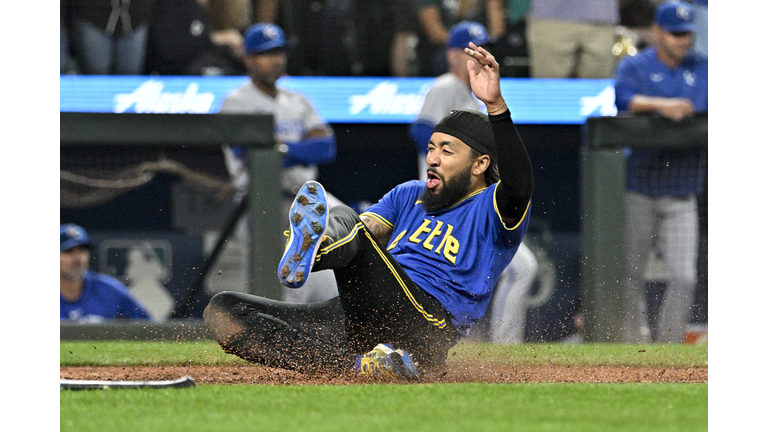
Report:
60,361,707,385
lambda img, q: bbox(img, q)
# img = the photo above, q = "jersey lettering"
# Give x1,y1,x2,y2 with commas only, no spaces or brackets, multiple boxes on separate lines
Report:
443,234,460,264
387,230,408,251
434,224,452,255
408,219,432,244
423,220,443,251
406,219,460,264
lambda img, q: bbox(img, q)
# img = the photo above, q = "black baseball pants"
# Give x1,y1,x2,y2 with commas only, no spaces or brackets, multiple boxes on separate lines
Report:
204,205,460,375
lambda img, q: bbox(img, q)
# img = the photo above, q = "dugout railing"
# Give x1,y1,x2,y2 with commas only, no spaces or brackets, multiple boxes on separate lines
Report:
60,112,285,313
579,113,708,342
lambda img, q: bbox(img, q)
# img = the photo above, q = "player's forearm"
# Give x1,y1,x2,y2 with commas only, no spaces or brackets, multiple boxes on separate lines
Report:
361,215,393,248
490,109,533,219
627,95,675,113
284,134,337,166
627,95,696,120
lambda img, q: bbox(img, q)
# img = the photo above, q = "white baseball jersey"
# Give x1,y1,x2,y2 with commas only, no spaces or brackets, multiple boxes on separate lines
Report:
220,81,333,194
415,73,485,127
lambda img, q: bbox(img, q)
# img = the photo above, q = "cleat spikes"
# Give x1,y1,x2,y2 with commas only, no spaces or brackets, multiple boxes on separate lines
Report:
278,181,328,288
301,235,314,251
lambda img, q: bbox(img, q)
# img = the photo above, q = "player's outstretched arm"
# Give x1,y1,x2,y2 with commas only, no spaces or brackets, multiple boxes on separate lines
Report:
466,42,533,224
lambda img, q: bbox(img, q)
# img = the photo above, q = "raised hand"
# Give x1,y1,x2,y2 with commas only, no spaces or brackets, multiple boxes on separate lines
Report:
465,42,507,115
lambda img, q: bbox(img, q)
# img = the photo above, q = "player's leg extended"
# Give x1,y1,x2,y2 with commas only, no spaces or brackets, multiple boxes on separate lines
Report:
318,206,460,371
279,187,345,302
624,191,656,343
278,181,330,288
656,196,699,343
203,292,353,375
279,181,374,288
276,189,459,372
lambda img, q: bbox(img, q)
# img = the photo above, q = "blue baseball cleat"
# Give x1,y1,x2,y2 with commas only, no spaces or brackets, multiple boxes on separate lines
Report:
353,343,422,380
278,181,328,288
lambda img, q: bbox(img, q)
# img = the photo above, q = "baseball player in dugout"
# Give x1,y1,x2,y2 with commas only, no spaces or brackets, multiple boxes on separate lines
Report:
60,224,151,322
614,0,707,344
204,42,533,380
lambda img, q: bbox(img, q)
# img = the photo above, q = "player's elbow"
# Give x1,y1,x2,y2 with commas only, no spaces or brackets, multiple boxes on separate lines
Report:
409,121,434,154
315,134,337,165
284,134,337,166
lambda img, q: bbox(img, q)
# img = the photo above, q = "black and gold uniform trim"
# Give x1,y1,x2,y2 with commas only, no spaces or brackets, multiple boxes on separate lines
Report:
317,221,447,329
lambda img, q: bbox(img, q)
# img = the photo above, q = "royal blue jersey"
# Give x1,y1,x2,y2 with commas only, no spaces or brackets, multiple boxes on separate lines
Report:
614,47,707,112
61,271,151,321
614,47,708,197
362,180,531,333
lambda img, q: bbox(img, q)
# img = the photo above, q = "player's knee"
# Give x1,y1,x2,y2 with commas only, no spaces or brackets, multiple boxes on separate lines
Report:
330,204,360,222
203,292,245,343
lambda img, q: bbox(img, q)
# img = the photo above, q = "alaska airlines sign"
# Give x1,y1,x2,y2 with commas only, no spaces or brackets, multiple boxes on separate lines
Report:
60,75,616,124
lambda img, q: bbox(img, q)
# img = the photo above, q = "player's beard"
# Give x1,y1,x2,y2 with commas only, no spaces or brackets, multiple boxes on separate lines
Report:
419,163,473,213
62,262,88,282
252,68,282,88
62,268,87,282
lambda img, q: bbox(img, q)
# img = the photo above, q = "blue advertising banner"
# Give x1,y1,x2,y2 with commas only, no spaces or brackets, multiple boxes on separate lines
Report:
60,75,617,124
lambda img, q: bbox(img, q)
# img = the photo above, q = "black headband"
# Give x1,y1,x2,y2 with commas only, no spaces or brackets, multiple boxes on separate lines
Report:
433,109,497,161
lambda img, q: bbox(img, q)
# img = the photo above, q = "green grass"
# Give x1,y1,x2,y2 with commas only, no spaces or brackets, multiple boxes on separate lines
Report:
61,382,706,432
60,340,708,368
61,340,247,366
60,341,708,432
448,341,707,367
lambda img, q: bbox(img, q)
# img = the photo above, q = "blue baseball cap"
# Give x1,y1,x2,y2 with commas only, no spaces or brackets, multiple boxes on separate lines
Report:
655,1,696,33
61,223,91,252
244,22,288,54
447,21,489,49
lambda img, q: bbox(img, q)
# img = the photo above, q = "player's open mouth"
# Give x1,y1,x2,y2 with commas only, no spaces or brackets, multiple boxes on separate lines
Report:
426,171,441,189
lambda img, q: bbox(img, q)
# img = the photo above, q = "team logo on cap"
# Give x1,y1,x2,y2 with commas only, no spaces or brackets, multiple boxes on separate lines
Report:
467,23,486,40
676,4,692,22
66,225,85,240
262,24,280,41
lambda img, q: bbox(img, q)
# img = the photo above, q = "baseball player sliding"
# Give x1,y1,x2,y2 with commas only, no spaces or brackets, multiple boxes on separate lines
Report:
204,42,533,380
411,21,538,344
